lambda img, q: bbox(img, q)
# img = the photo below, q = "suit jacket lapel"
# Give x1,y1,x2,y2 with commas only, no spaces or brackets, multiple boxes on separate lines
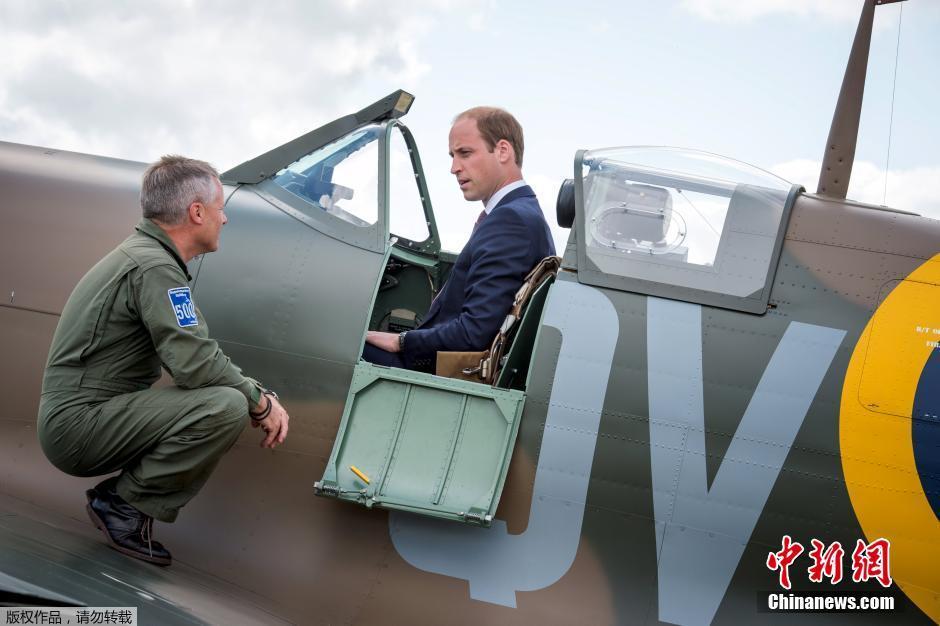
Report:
492,185,534,212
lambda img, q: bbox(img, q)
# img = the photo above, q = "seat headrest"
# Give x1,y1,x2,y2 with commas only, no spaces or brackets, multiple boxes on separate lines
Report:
556,179,576,228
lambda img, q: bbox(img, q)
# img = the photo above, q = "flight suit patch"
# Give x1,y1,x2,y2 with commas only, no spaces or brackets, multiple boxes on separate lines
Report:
168,287,198,327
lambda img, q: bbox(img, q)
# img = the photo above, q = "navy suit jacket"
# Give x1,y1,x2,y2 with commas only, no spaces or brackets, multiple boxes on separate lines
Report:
402,185,555,370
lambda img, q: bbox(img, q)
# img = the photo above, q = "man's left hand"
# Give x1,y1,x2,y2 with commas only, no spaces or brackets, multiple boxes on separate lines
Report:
366,331,400,353
251,395,290,449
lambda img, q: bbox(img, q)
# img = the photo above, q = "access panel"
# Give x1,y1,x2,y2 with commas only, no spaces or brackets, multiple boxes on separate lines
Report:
315,363,525,526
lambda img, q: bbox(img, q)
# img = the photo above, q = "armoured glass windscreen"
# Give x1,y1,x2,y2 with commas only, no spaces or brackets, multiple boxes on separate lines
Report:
273,124,381,227
579,147,792,301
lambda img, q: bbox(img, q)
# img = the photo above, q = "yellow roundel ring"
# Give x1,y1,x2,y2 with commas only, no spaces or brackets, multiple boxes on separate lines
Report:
840,254,940,622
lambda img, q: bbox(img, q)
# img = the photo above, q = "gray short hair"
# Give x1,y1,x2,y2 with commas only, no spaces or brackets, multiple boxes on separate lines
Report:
140,155,220,224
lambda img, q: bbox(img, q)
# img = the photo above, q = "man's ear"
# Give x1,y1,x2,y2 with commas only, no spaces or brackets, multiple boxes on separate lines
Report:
495,139,514,165
188,201,205,225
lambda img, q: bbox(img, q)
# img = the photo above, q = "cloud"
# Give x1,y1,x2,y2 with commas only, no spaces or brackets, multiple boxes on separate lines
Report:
680,0,867,23
771,158,940,219
0,0,464,168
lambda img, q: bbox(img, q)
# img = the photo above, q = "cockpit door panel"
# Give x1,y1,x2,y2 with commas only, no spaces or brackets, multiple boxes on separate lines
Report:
315,363,525,526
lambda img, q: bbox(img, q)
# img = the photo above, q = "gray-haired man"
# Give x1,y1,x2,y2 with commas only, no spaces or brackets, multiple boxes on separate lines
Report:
38,155,289,566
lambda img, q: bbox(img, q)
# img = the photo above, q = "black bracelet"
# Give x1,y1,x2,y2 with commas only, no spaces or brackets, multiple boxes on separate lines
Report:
249,390,276,421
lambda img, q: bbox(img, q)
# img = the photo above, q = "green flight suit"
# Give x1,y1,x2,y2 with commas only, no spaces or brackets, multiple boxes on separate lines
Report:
38,218,264,523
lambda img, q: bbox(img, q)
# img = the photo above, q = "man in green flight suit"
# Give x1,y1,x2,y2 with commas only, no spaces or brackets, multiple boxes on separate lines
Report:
38,155,289,566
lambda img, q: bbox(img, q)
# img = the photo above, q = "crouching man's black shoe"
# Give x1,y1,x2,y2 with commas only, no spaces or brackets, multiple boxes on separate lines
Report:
85,479,172,566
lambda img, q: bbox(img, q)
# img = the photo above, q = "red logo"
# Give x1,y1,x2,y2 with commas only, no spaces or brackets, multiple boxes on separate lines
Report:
851,538,893,588
767,536,892,589
766,535,804,590
807,539,845,584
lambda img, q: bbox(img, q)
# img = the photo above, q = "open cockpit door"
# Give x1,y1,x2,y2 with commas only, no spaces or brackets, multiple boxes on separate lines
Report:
315,364,525,526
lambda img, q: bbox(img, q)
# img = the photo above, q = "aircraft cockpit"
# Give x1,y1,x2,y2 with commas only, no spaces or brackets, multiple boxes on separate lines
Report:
204,94,801,529
210,92,531,527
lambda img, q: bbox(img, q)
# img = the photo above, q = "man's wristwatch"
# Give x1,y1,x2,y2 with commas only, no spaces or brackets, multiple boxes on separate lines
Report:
398,331,408,352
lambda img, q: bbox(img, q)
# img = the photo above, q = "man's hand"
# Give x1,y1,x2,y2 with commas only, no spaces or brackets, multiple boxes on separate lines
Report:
366,330,400,353
251,395,290,448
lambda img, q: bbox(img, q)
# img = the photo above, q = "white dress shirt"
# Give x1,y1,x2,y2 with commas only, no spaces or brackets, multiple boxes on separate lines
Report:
484,180,527,215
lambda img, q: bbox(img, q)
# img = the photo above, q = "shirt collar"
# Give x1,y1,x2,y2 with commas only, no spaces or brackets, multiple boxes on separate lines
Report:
484,179,527,214
135,218,192,280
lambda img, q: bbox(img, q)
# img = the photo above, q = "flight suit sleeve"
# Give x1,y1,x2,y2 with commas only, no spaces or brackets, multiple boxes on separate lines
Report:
133,262,263,405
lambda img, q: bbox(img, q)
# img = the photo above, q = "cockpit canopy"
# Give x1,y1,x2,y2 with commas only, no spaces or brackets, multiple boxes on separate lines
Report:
572,147,798,313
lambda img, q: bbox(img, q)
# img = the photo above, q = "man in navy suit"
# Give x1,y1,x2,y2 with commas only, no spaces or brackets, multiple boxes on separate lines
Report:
363,106,555,371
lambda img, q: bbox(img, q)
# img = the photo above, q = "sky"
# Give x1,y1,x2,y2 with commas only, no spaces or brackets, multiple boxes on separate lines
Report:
1,0,937,253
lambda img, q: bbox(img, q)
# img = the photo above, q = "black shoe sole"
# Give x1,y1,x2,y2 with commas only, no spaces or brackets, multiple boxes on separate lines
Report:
85,502,172,567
